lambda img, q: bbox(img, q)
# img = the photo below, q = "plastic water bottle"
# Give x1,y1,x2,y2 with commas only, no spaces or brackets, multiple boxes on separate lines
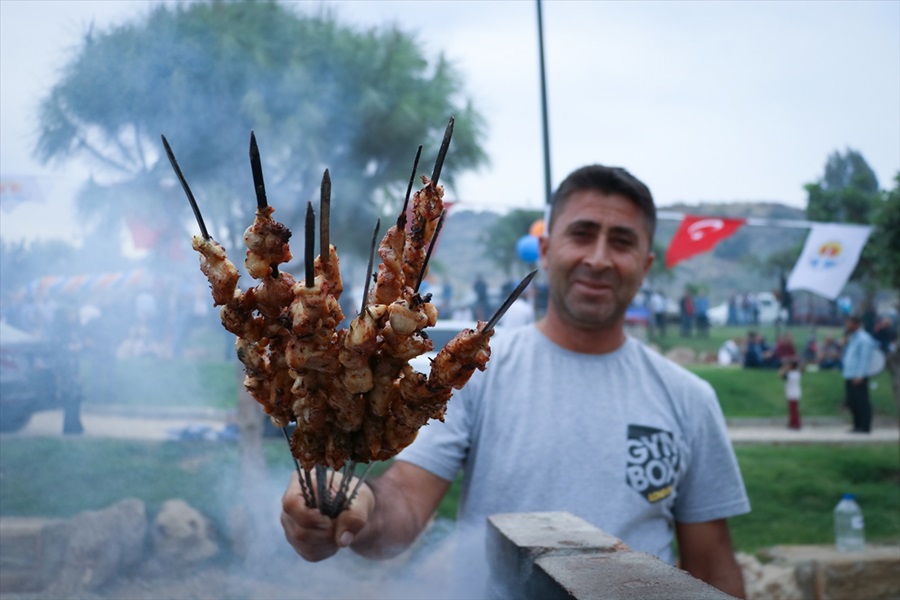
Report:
834,493,865,552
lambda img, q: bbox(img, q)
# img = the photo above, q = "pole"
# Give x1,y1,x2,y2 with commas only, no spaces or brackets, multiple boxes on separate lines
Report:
536,0,552,205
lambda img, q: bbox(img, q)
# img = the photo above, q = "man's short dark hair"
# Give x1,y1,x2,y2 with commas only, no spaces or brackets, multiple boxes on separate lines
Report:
549,165,657,244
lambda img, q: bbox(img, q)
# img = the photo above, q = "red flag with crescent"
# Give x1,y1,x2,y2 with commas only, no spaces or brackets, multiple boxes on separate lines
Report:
665,215,746,268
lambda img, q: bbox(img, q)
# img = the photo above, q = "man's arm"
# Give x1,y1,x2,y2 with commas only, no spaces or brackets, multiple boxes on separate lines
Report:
675,519,745,599
281,460,450,562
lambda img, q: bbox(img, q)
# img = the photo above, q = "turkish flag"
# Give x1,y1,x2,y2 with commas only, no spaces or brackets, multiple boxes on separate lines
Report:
665,215,746,268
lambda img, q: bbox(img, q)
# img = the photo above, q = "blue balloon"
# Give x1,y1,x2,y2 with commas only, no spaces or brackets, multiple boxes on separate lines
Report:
516,234,540,263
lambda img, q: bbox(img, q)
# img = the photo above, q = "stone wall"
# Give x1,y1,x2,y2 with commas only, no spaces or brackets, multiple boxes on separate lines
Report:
0,498,218,596
486,511,734,599
486,511,900,600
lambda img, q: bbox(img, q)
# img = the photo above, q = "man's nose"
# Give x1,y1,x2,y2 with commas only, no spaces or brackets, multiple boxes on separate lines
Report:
583,239,612,269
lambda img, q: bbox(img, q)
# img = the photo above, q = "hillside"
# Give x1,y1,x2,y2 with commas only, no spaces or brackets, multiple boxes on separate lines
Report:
655,202,809,303
431,202,810,308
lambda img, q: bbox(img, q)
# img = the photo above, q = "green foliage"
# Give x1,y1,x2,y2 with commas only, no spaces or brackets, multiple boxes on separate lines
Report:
804,149,884,292
478,209,543,276
871,173,900,292
805,149,880,223
36,0,487,263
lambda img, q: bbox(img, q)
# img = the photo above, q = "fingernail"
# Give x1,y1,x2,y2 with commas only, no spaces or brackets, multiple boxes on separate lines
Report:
339,531,354,547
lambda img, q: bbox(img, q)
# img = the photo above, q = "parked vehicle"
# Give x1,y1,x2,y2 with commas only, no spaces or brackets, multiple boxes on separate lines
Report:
0,322,78,433
707,292,787,326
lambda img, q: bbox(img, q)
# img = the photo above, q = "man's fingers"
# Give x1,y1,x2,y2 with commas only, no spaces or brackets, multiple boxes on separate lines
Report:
334,481,375,548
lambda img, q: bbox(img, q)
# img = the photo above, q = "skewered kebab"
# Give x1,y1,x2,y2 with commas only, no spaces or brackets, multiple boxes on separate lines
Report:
164,120,535,516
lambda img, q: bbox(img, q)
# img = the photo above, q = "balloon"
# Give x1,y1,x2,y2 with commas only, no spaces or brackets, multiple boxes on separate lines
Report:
529,219,545,237
516,234,540,263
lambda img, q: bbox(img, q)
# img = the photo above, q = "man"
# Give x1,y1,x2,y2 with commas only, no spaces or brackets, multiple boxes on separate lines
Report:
842,315,877,433
281,165,750,598
772,332,798,367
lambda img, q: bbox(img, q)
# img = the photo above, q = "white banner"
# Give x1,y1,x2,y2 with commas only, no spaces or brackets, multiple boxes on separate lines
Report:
786,223,872,300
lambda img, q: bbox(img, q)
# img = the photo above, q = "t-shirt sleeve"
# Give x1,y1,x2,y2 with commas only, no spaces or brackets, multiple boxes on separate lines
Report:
394,381,475,482
673,381,751,523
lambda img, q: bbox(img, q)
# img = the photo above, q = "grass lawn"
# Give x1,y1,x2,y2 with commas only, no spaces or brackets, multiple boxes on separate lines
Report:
80,321,897,420
1,438,897,555
8,320,893,559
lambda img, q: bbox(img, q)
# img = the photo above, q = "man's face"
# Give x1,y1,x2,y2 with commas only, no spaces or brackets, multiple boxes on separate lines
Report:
539,190,654,331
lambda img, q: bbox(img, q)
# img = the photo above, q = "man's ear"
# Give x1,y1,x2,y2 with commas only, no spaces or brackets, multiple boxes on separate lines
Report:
538,235,549,271
643,250,655,278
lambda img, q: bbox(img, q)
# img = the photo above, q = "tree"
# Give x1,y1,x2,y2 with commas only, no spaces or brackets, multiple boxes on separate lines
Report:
803,149,882,292
479,209,543,276
871,173,900,293
35,0,487,273
871,173,900,407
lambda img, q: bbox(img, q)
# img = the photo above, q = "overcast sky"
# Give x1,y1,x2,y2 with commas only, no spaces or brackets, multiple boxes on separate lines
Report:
1,0,898,246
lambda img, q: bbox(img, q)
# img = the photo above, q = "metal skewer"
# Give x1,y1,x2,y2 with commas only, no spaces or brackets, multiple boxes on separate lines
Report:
430,117,454,186
360,219,381,315
304,202,316,288
161,134,209,240
319,169,331,258
250,131,268,211
398,145,423,229
249,131,279,278
415,209,447,293
483,270,538,332
281,427,315,508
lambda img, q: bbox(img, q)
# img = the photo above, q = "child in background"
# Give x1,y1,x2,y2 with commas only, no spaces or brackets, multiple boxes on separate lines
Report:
778,357,802,430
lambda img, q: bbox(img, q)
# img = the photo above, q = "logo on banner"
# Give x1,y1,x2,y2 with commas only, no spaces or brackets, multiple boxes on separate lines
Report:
665,214,746,268
809,241,843,268
687,218,725,241
625,424,681,504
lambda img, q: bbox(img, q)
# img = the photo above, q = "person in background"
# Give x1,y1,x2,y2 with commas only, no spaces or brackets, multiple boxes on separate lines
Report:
718,337,742,366
772,332,797,368
778,357,802,430
841,315,877,433
679,286,695,337
872,316,897,354
650,289,668,338
281,164,749,598
472,274,489,321
694,289,709,338
802,334,818,364
743,331,764,368
818,334,843,370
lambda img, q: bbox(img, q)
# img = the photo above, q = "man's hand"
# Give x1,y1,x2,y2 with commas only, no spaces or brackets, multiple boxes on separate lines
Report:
280,471,375,562
280,461,451,562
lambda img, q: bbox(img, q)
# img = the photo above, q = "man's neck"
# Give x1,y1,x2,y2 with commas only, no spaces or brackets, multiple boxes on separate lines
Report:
536,311,627,355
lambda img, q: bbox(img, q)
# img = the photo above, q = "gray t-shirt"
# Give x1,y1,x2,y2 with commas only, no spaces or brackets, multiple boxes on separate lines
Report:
397,324,750,564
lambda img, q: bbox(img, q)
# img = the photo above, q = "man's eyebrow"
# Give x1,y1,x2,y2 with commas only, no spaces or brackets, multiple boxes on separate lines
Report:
565,219,638,237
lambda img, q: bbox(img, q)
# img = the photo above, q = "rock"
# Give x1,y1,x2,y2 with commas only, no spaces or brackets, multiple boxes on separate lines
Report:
151,499,218,565
737,552,801,600
665,347,696,366
48,498,147,594
760,544,900,600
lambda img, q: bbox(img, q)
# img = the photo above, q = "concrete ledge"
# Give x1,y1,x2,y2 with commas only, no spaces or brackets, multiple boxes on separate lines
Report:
487,511,734,599
534,551,731,600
